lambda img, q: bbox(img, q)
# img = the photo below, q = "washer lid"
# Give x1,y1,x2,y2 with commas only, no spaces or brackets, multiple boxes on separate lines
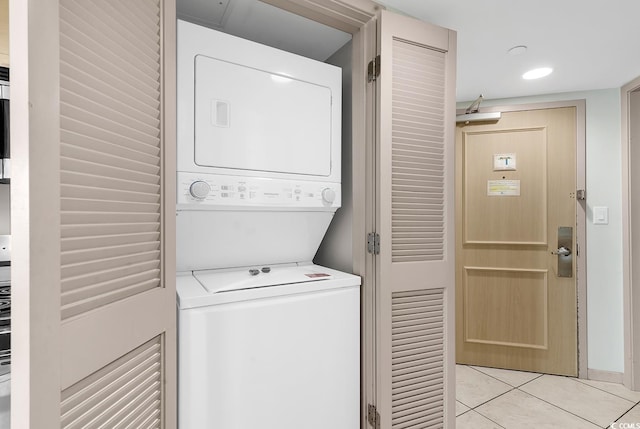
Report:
193,264,334,294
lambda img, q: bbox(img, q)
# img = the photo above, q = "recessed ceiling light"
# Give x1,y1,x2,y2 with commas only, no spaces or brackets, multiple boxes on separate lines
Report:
508,45,527,56
523,67,553,80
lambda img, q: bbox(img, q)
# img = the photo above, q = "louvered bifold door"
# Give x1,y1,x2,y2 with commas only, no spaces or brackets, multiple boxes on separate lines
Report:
11,0,176,429
374,10,456,429
11,0,176,427
59,0,176,426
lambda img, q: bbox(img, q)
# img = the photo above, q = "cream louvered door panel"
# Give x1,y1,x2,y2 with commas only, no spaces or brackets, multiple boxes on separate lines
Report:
373,10,455,429
11,0,176,427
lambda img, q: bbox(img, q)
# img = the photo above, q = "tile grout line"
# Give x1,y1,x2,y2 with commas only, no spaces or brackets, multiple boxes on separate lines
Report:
469,365,544,389
574,377,640,404
612,405,640,427
456,399,474,410
463,365,519,390
457,365,540,412
514,384,624,428
456,365,512,409
465,408,507,428
471,387,599,429
522,374,637,424
608,402,639,425
458,366,640,427
467,386,517,411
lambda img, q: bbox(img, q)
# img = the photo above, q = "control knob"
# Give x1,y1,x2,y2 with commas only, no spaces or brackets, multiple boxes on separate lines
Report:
189,181,211,200
321,187,336,204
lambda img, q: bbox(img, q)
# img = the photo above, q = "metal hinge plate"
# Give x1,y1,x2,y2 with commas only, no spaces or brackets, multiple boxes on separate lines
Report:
367,232,380,255
368,55,381,82
367,404,380,428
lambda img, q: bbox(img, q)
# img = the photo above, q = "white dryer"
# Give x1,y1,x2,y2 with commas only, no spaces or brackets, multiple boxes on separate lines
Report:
176,20,359,429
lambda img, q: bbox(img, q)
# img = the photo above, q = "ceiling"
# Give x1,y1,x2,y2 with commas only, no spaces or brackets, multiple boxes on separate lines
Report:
178,0,640,102
177,0,351,62
377,0,640,101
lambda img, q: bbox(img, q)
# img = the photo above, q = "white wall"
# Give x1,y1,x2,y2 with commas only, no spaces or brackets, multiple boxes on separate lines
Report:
458,88,623,373
314,40,354,273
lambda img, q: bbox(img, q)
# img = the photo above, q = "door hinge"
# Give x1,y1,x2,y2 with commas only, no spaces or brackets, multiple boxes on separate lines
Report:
367,404,380,428
367,232,380,255
576,189,586,200
368,55,381,83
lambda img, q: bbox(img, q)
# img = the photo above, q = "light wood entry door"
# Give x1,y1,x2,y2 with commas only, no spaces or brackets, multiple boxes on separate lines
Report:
455,107,577,376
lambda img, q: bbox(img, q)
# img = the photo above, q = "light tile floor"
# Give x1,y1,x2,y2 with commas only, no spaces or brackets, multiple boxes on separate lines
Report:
456,364,640,428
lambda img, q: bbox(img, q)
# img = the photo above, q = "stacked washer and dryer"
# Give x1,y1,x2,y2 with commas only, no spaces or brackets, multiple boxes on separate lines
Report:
176,21,360,428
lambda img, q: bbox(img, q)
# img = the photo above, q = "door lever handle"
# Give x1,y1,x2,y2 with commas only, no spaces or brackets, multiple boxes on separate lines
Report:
551,246,571,257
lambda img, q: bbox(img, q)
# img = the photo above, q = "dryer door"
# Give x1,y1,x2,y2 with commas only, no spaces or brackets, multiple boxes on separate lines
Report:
194,54,334,176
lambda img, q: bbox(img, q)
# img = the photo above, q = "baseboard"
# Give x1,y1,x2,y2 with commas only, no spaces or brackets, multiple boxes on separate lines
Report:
587,368,624,384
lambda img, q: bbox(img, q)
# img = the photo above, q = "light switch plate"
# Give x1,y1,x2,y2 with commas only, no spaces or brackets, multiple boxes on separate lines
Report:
593,206,609,225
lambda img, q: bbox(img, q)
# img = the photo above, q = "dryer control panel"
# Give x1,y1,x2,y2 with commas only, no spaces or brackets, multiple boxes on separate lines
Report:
177,172,341,209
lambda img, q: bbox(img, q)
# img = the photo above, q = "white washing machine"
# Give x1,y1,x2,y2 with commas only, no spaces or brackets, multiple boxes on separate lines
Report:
176,21,359,428
177,264,359,428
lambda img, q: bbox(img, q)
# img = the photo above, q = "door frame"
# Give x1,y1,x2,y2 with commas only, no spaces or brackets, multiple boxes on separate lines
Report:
621,75,640,390
456,100,588,379
248,0,380,425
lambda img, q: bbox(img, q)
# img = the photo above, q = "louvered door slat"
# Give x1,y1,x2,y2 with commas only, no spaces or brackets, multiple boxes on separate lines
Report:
62,241,160,265
69,0,161,58
61,337,162,429
390,289,445,428
61,270,160,306
61,223,161,237
59,23,160,92
61,104,160,147
104,2,160,50
60,0,162,319
62,212,161,226
61,340,159,414
393,302,444,313
60,51,160,114
62,279,160,319
61,158,160,185
61,136,161,167
60,2,161,80
61,77,161,130
62,198,161,214
128,0,162,28
393,143,443,153
61,131,161,165
61,117,161,156
116,400,161,429
392,368,442,385
62,250,161,280
62,172,161,195
62,260,160,292
394,413,443,429
62,231,160,251
61,88,160,137
393,308,443,324
392,359,444,377
393,392,443,413
392,164,443,173
62,185,161,204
